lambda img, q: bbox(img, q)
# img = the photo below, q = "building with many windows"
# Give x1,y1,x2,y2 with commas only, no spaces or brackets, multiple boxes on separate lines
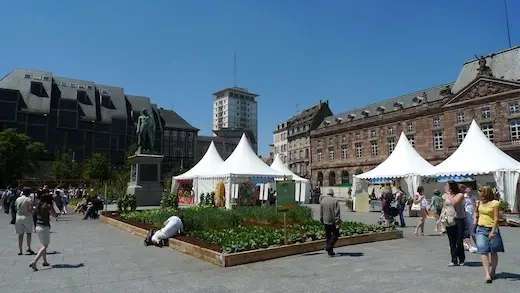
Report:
273,101,332,178
0,69,197,179
212,87,259,153
310,46,520,187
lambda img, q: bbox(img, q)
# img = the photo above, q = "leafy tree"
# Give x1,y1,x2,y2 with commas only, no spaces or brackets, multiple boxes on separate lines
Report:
82,153,111,182
0,129,45,186
51,152,80,182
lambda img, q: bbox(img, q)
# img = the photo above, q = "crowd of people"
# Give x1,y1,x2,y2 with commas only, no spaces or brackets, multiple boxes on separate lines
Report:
0,185,105,271
370,181,505,283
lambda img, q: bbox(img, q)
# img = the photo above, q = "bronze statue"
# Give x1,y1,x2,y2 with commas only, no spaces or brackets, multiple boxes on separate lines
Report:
136,108,155,154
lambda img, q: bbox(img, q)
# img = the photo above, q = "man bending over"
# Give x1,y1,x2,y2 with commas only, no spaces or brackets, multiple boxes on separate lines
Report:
152,215,184,245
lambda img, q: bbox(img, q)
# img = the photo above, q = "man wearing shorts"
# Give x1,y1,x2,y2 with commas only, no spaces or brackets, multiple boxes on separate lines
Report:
15,188,35,255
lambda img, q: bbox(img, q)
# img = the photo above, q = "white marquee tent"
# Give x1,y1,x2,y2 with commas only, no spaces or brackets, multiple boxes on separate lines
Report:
270,154,311,202
423,120,520,210
171,141,224,202
353,132,434,198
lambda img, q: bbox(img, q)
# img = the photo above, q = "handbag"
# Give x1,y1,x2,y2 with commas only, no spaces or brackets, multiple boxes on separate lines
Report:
440,205,456,227
411,203,421,211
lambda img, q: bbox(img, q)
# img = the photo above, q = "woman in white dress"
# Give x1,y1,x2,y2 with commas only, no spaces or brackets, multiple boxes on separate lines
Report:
462,186,477,253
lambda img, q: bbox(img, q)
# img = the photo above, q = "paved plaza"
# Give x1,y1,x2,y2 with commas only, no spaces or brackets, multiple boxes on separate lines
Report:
0,206,519,293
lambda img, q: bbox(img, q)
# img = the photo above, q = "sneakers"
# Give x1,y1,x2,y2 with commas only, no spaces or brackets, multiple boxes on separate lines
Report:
469,246,478,253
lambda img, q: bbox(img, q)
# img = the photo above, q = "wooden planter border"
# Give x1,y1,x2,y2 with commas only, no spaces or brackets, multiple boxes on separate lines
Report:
100,215,403,267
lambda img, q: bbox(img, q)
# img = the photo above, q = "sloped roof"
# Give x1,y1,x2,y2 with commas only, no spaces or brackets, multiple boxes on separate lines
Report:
215,134,285,177
316,82,452,130
175,141,224,179
423,120,520,176
159,108,198,131
453,46,520,93
356,132,434,179
270,154,308,182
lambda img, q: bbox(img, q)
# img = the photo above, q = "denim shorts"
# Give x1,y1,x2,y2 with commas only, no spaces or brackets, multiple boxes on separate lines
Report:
475,226,505,254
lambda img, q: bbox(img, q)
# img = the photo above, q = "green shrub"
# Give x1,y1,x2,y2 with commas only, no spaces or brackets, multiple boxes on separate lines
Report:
160,192,178,209
117,193,137,213
499,201,511,212
199,192,215,207
230,205,313,224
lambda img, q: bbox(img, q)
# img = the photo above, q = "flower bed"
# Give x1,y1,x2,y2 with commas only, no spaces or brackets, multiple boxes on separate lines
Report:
118,206,395,253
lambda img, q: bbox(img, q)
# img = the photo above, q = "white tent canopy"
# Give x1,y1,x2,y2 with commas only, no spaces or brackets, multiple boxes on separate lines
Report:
423,120,520,177
215,134,285,177
174,141,224,180
270,154,310,202
356,132,434,179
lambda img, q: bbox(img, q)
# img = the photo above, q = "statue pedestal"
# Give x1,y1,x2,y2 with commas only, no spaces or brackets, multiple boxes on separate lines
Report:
126,154,164,206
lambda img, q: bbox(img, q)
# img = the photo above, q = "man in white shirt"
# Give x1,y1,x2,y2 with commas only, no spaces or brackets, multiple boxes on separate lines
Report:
15,187,35,255
151,216,184,245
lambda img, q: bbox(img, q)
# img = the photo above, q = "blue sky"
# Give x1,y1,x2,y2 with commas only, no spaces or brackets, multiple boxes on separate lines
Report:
1,0,519,155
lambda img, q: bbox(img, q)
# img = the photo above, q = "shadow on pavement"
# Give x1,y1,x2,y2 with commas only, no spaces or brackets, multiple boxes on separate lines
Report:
495,272,520,281
52,263,85,269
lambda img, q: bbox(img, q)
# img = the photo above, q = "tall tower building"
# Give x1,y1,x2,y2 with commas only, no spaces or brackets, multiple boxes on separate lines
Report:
212,87,259,153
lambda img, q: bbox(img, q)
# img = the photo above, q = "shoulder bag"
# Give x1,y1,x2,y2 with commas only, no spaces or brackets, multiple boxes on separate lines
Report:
440,204,457,227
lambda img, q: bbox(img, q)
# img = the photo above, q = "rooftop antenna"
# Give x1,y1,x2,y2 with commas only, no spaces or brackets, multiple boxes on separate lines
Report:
504,0,512,48
233,52,237,87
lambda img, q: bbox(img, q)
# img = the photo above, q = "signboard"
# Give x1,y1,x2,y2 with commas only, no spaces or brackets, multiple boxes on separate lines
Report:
276,180,296,212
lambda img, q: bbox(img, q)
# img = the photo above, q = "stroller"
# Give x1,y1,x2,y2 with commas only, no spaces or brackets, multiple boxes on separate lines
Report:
378,200,400,226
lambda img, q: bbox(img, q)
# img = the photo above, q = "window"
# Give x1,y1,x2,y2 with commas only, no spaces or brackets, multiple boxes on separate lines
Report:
388,127,394,135
30,82,47,97
407,135,415,147
407,122,413,132
101,89,109,94
433,131,443,150
60,82,68,87
481,123,494,142
433,118,440,128
371,130,377,137
101,95,116,109
328,147,335,161
43,76,50,81
481,107,491,119
33,75,42,80
388,138,396,154
457,127,468,144
457,111,465,123
317,149,323,162
78,84,85,89
70,83,77,88
341,145,348,160
355,143,362,158
510,102,519,114
510,120,520,140
87,85,93,90
371,141,378,156
24,74,31,79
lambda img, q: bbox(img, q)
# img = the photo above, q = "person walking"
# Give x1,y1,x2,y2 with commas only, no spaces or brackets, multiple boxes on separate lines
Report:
29,190,57,271
320,189,341,257
413,186,427,236
395,187,407,227
430,189,445,234
443,181,466,266
474,186,505,283
14,187,35,255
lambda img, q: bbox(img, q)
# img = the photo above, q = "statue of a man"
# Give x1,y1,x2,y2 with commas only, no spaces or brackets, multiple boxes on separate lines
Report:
136,108,155,153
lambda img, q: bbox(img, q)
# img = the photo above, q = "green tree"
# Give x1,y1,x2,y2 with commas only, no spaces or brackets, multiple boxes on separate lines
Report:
82,153,111,182
0,129,45,186
51,152,80,182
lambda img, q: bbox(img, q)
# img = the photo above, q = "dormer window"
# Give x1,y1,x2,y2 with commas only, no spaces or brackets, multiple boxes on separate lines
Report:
33,75,42,80
323,120,331,127
60,82,68,87
101,95,116,109
70,83,77,88
347,113,356,120
79,84,85,89
43,76,50,81
393,101,403,109
87,85,93,90
101,89,109,94
24,74,31,79
361,110,370,117
376,106,386,114
412,96,424,104
335,117,343,123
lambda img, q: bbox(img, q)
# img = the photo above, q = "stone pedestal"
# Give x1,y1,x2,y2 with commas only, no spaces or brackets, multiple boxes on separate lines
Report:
126,154,164,206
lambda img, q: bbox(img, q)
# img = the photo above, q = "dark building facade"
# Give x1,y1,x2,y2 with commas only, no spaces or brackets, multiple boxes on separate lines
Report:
195,135,238,163
310,46,520,187
0,69,197,177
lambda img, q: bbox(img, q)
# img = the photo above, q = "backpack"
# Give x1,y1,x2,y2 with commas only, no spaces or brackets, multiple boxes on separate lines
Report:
440,205,457,227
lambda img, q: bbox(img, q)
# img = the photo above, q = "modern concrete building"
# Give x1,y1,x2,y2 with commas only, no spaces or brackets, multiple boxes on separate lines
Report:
311,46,520,187
212,87,259,152
0,68,197,178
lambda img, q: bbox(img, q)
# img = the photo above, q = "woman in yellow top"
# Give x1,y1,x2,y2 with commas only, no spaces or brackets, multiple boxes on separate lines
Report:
473,186,505,283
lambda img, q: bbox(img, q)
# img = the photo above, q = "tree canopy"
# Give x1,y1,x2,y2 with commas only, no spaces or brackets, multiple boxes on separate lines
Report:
0,129,45,187
82,153,111,182
51,151,80,182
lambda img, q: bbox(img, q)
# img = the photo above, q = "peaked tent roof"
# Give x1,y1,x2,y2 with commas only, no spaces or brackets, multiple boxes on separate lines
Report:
423,120,520,176
270,154,309,182
356,132,434,179
215,134,285,177
174,141,224,179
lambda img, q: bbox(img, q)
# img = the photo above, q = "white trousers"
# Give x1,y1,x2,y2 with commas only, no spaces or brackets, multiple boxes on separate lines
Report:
151,230,167,245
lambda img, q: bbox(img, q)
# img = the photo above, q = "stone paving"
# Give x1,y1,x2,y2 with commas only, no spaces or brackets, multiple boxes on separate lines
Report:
0,206,519,293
